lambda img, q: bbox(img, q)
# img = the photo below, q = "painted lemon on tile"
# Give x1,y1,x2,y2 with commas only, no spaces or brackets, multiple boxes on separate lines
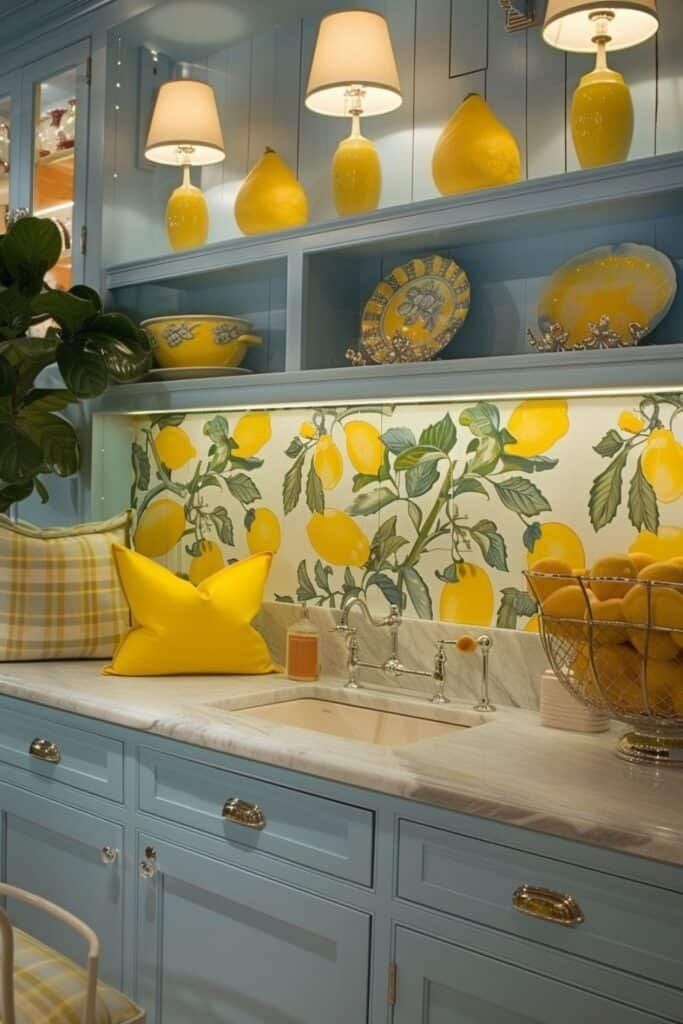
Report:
247,508,282,555
299,421,316,439
618,411,644,434
439,563,494,626
538,243,677,349
527,522,585,571
313,435,343,490
344,421,385,475
189,540,223,586
641,429,683,504
630,527,683,562
307,510,370,568
231,412,272,458
504,399,569,457
154,426,197,470
134,498,186,558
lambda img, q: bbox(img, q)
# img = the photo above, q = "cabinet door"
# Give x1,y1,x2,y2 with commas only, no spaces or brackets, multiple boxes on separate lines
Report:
0,70,21,236
393,928,659,1024
137,833,370,1024
0,786,123,988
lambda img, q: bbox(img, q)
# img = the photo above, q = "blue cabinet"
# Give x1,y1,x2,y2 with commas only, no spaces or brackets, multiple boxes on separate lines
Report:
392,928,663,1024
136,832,371,1024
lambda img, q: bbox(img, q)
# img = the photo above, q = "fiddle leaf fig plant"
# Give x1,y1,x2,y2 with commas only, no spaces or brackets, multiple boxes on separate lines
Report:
0,216,152,511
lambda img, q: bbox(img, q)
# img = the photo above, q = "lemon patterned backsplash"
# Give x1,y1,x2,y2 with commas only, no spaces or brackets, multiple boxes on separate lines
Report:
129,391,683,630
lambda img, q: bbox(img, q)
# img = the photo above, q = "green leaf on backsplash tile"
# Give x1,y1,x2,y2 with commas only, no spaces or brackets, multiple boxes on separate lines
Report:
352,472,377,492
628,459,659,534
467,435,502,476
283,454,304,514
275,595,295,603
496,587,537,629
367,572,403,608
452,476,488,498
244,508,256,531
131,441,150,494
150,412,186,429
296,561,317,602
210,506,235,546
407,501,422,533
204,415,232,474
401,566,433,620
469,519,509,572
406,459,441,498
369,516,409,569
381,427,416,454
589,449,628,531
285,437,305,459
419,412,457,454
230,455,264,471
459,402,500,438
226,473,260,506
594,429,625,459
348,486,396,516
492,477,551,518
185,539,203,558
394,445,446,471
499,454,559,474
314,559,334,593
522,522,542,553
435,563,458,584
306,462,325,514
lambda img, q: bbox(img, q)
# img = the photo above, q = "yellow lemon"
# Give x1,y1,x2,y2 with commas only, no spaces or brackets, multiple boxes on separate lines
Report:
623,584,683,661
313,435,343,490
618,411,644,434
591,644,645,714
541,585,593,643
504,399,569,458
439,563,494,627
299,421,316,439
154,426,197,470
189,540,224,586
231,412,272,458
586,598,628,646
589,554,636,601
641,429,683,504
247,508,282,555
524,615,540,633
527,522,585,571
629,551,655,573
343,421,385,475
642,658,680,715
134,499,186,558
524,556,574,604
630,527,683,562
307,510,370,568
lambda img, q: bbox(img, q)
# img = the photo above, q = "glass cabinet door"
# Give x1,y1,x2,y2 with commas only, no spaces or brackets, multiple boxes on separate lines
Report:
21,40,91,288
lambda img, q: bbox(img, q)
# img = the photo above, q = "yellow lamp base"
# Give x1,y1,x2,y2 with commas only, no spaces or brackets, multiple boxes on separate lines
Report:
332,121,381,217
166,167,209,251
571,68,634,170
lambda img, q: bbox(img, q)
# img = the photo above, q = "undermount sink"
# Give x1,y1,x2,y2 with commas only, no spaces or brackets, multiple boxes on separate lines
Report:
225,696,483,746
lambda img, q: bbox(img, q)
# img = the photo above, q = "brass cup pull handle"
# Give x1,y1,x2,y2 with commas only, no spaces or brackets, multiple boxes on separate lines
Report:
29,738,61,764
222,797,266,830
513,885,584,927
139,846,158,880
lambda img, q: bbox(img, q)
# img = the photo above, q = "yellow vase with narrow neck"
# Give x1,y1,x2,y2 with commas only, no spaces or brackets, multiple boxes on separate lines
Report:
332,117,381,217
166,165,209,251
571,67,634,169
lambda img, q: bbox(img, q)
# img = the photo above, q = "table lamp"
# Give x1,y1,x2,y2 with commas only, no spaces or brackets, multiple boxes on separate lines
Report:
543,1,659,169
145,79,225,251
305,9,402,217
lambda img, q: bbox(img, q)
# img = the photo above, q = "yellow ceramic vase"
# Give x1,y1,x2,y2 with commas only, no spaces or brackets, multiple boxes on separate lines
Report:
571,68,634,169
332,125,381,216
166,166,209,251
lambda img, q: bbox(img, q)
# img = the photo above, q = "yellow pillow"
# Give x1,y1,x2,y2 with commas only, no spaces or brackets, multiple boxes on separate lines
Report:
104,545,278,677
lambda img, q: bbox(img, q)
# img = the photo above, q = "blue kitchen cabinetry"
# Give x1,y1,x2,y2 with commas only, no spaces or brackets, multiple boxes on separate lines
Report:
0,692,680,1023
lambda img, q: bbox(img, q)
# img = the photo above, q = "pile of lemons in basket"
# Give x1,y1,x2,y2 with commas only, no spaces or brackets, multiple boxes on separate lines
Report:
528,553,683,719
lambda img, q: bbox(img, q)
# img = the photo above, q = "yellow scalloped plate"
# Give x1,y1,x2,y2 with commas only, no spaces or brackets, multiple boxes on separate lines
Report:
538,243,677,349
360,254,470,363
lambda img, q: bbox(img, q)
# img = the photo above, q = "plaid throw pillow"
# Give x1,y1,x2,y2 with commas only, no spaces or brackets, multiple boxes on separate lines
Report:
0,512,132,661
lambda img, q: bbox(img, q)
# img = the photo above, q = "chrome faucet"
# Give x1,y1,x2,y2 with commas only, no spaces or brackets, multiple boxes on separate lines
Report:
334,597,450,704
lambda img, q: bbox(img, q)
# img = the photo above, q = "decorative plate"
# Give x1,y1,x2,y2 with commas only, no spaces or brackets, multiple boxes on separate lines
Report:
359,254,471,364
143,366,253,382
536,243,677,351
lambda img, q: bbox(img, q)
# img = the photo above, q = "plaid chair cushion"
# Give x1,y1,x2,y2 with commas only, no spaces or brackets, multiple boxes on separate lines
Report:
0,512,132,661
5,927,144,1024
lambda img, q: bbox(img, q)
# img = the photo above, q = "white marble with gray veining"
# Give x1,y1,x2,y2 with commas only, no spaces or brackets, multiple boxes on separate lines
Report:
0,655,681,868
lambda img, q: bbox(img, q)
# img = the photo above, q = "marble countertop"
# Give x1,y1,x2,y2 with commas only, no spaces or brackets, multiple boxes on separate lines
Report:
0,661,681,867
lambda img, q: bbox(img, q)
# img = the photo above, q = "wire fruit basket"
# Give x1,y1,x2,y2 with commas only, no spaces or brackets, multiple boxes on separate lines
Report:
524,570,683,767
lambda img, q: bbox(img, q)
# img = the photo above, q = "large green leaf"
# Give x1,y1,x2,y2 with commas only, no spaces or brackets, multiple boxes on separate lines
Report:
2,217,62,291
0,480,34,512
225,472,260,506
17,409,79,477
31,290,97,335
210,506,235,545
0,356,16,396
347,486,396,516
459,401,500,437
588,450,628,531
594,429,625,458
467,435,502,476
69,284,102,312
496,587,537,629
400,566,433,619
394,446,446,471
97,337,151,382
283,454,304,514
469,519,508,572
628,459,659,534
492,477,551,518
381,426,416,455
88,312,144,344
305,462,325,513
406,459,440,498
0,422,44,482
296,560,317,602
367,572,402,608
22,388,76,414
203,415,232,473
419,413,457,454
57,346,108,398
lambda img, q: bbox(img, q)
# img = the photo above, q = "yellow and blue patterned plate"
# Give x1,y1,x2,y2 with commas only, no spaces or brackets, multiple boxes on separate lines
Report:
360,254,471,364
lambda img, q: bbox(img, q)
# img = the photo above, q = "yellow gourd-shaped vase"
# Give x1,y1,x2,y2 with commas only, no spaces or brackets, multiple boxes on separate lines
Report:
571,67,633,169
432,93,522,196
235,147,308,236
332,117,381,216
166,165,209,251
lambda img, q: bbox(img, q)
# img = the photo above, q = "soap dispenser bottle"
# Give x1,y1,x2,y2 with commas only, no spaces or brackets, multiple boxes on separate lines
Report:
286,605,320,681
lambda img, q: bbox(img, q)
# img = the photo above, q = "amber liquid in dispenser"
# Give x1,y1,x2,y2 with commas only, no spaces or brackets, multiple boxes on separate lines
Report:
286,607,320,681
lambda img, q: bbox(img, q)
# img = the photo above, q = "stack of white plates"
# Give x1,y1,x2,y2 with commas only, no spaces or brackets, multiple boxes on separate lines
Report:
540,670,610,733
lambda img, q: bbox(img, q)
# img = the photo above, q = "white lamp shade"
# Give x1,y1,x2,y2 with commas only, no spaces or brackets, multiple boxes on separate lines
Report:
543,0,659,52
145,79,225,166
305,9,402,117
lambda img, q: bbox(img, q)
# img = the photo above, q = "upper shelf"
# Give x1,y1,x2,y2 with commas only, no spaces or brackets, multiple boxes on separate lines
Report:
105,152,683,291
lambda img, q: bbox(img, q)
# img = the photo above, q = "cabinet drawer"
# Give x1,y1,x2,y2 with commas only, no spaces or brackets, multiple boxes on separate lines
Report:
397,819,683,992
0,705,123,801
139,747,374,885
